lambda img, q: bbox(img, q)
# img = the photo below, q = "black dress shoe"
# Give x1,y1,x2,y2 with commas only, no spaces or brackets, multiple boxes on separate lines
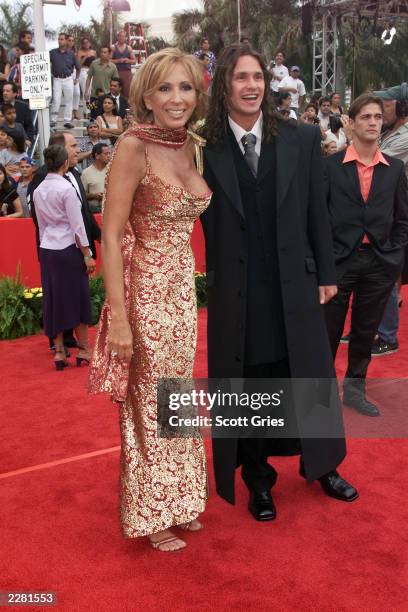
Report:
318,470,359,502
343,395,380,416
248,490,276,521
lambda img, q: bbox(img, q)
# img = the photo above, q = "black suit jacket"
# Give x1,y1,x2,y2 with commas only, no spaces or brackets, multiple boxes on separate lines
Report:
201,119,345,502
97,94,128,119
14,100,35,143
27,166,101,259
323,150,408,280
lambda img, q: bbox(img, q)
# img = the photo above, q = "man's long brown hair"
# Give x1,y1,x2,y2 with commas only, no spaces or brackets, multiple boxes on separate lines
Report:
204,44,283,146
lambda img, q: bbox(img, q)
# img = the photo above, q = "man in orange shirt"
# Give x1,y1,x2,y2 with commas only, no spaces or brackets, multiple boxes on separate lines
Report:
323,93,408,416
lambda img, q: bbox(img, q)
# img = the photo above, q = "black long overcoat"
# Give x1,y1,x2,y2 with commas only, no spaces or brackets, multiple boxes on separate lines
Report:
201,120,347,504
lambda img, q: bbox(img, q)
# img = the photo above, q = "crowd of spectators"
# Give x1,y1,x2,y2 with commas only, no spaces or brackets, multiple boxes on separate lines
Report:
0,31,404,211
193,40,355,159
0,30,40,217
1,30,407,373
0,28,367,220
0,29,134,217
266,49,353,155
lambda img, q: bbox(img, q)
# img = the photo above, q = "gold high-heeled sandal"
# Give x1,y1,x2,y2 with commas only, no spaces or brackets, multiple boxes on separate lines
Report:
149,535,186,552
177,520,203,532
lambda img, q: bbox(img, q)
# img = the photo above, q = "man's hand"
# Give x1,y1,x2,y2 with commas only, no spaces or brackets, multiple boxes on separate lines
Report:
341,114,352,141
318,285,338,304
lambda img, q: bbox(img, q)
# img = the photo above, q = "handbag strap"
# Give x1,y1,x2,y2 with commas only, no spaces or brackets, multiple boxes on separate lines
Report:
102,114,110,130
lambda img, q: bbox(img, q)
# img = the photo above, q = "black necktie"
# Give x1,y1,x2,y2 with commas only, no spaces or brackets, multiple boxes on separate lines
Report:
241,133,259,177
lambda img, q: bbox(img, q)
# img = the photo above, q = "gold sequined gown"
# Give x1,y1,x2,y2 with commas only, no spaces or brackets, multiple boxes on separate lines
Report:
89,128,210,537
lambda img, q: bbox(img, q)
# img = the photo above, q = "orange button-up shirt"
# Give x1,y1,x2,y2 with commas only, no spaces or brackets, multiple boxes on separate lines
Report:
342,143,390,242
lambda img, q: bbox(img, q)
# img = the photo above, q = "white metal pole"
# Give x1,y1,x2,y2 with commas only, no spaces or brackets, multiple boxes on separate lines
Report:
110,4,113,47
32,0,50,163
237,0,241,41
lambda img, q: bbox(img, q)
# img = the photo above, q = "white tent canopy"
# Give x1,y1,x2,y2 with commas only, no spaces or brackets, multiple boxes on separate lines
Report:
128,0,200,19
124,0,201,41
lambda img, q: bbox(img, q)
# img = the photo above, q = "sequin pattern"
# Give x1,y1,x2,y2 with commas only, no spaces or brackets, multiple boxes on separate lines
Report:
89,126,211,537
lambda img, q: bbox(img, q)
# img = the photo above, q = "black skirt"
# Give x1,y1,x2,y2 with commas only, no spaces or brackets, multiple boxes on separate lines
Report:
39,244,92,338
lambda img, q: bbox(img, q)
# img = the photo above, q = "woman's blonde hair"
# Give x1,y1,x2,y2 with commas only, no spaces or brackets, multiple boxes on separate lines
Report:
322,140,337,156
129,47,206,125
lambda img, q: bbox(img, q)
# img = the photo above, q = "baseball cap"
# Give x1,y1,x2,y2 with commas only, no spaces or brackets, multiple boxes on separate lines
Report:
19,156,35,166
373,82,408,101
291,65,300,72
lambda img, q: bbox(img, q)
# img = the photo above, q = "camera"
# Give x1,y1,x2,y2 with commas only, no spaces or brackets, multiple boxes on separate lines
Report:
329,114,343,133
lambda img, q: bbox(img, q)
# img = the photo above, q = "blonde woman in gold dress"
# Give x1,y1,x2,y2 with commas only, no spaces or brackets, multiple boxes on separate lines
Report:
89,48,210,551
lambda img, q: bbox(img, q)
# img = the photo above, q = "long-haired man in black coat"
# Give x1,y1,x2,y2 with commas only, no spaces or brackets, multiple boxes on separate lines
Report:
200,44,358,521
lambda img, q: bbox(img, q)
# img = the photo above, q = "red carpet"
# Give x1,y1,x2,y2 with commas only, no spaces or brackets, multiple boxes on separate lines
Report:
1,290,408,611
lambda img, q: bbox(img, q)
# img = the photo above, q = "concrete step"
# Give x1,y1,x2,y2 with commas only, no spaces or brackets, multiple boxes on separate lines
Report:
53,104,89,136
51,123,87,137
57,103,89,123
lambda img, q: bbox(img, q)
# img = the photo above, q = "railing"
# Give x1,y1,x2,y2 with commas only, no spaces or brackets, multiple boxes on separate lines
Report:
27,111,39,159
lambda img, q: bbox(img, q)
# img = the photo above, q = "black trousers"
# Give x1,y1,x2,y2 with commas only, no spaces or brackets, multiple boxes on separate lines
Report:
324,248,395,396
238,360,301,494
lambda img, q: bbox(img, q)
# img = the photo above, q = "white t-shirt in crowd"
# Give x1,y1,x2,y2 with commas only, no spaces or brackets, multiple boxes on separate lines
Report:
318,111,331,131
278,76,306,108
81,163,108,210
270,64,289,92
325,129,347,150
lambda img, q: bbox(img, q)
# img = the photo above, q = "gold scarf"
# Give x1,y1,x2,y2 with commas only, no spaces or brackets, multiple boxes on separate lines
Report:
125,123,206,175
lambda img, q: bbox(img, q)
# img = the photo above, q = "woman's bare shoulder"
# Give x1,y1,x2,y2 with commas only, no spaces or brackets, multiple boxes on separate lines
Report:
116,133,145,154
109,135,146,181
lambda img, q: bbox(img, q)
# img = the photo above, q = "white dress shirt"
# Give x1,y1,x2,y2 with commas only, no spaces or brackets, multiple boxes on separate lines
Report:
112,94,120,112
228,113,263,156
66,170,83,203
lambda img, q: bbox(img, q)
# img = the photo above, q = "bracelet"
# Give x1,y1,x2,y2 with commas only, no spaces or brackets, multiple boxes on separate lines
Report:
84,254,93,261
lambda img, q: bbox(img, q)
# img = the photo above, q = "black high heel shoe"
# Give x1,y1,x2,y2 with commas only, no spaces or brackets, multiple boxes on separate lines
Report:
76,355,90,367
55,359,67,371
54,347,69,370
